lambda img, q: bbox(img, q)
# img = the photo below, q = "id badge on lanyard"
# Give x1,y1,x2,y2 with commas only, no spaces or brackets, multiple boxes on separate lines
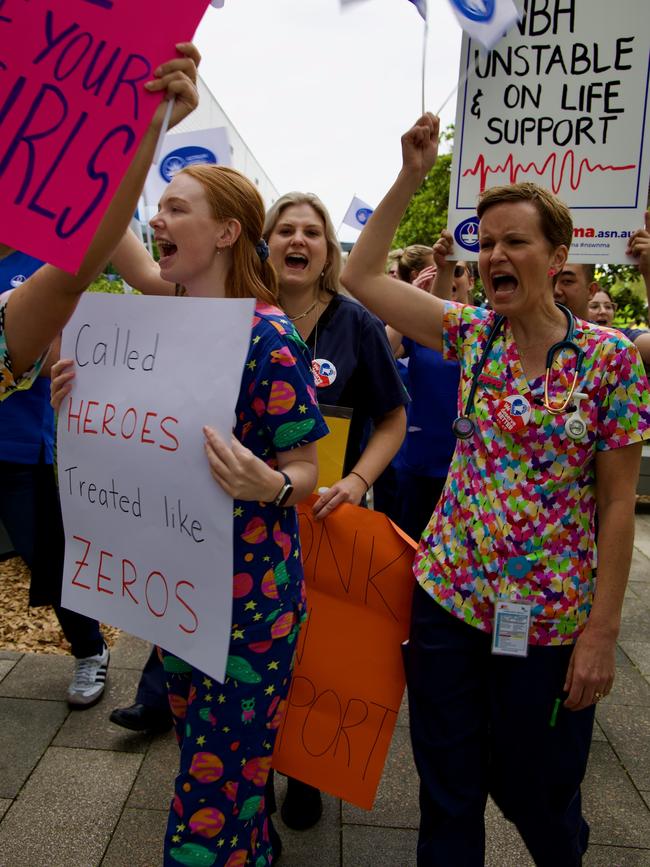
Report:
491,599,532,657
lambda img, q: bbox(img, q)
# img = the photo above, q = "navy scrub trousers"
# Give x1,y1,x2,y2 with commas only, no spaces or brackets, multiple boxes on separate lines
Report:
403,585,595,867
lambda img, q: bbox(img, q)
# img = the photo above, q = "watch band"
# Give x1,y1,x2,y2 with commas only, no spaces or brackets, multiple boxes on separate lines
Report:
272,471,294,507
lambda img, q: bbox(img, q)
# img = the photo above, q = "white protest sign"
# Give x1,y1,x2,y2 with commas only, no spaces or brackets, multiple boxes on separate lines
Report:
144,127,232,206
448,0,650,264
58,293,255,682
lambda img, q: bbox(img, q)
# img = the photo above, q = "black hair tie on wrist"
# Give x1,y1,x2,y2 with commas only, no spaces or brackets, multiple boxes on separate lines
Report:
256,239,270,262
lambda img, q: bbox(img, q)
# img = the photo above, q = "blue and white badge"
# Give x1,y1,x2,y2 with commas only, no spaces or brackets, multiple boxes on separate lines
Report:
10,274,27,288
492,599,532,657
311,358,337,388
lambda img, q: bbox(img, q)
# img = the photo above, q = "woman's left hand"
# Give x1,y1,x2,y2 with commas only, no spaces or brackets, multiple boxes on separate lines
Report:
203,426,281,502
563,627,616,711
312,473,367,521
145,42,201,131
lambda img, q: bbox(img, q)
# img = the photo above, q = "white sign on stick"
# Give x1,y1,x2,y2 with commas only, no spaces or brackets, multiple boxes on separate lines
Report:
447,0,650,264
58,294,255,682
144,127,232,206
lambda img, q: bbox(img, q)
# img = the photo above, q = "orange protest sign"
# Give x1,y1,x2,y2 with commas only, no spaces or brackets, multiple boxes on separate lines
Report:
272,497,417,810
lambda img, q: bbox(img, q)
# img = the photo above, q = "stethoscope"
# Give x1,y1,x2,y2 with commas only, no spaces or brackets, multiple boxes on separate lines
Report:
452,304,587,441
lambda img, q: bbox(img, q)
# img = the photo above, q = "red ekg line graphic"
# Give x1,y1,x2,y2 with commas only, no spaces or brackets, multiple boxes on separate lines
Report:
463,151,637,194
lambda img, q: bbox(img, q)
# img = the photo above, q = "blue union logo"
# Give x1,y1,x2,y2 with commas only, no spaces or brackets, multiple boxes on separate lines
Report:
450,0,495,22
454,216,480,253
160,146,218,183
355,208,373,225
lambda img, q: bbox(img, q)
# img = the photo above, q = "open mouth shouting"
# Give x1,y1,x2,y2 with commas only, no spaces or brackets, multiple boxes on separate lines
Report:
156,238,177,266
491,273,518,299
285,253,309,271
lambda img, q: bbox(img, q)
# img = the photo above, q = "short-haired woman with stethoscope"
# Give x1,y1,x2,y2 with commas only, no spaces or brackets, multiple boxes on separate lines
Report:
341,113,650,867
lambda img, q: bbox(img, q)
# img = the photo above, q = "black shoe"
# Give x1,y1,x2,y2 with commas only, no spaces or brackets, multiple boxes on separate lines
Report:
109,703,172,734
280,777,323,831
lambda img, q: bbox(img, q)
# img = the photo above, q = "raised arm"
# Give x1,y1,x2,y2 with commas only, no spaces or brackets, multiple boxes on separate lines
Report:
4,43,200,379
110,228,176,296
341,114,445,352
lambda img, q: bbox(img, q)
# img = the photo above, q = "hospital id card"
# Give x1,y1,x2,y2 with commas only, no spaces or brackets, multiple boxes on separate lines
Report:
491,600,532,657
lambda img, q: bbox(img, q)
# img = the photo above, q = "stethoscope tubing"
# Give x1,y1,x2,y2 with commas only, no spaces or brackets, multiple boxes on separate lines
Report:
453,304,583,439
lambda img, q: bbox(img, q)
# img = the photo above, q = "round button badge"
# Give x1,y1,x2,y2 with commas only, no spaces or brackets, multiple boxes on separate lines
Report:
494,394,531,433
312,358,337,388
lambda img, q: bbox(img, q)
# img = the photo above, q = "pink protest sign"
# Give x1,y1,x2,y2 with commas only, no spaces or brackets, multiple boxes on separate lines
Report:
0,0,210,273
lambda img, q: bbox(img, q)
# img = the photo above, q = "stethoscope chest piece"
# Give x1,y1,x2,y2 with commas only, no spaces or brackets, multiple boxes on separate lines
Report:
452,416,475,440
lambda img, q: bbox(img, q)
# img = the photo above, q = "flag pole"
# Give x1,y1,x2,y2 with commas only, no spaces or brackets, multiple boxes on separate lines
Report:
421,8,428,115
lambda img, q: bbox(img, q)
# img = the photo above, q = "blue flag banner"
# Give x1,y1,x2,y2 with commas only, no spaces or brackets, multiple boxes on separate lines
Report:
446,0,519,49
408,0,427,20
342,196,375,232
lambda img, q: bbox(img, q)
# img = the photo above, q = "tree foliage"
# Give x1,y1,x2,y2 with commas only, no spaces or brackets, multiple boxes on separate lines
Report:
597,266,649,327
393,129,454,249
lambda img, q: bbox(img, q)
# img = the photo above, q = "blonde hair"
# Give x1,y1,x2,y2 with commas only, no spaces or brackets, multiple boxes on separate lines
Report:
263,192,342,295
180,165,278,305
397,245,433,283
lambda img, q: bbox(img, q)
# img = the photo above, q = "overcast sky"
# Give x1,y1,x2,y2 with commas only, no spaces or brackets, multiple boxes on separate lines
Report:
194,0,463,241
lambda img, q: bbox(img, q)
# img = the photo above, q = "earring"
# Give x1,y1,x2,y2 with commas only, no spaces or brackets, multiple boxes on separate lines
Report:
548,268,556,277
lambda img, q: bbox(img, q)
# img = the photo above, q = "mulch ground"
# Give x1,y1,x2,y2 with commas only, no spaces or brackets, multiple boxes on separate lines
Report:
0,556,120,654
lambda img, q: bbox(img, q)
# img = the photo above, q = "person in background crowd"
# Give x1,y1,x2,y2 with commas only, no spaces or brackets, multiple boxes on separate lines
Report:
52,162,328,867
552,262,597,320
261,190,408,829
0,46,200,403
555,256,650,365
342,112,650,867
385,232,473,541
397,244,434,283
374,244,435,522
386,248,403,278
588,211,650,358
0,252,107,706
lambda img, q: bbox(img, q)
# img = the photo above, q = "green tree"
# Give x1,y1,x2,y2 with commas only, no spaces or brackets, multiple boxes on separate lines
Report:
393,129,453,249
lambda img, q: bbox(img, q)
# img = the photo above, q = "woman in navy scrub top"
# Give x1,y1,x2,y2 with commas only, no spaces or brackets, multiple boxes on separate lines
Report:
263,192,408,522
262,192,408,828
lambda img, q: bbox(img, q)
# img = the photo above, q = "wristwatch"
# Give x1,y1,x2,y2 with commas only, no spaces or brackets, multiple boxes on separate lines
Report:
272,471,294,507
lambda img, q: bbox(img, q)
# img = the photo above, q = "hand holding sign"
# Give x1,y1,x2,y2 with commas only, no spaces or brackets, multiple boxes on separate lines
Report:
626,210,650,281
4,44,200,385
144,43,201,131
203,426,285,503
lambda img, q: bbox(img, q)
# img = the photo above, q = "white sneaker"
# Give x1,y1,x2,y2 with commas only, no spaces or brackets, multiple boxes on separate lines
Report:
67,644,110,707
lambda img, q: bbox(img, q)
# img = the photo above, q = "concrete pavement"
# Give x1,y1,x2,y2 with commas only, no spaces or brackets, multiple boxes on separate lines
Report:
1,519,650,867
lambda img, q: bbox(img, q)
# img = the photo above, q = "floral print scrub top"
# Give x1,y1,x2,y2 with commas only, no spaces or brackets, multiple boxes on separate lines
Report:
230,303,328,649
414,302,650,646
0,294,42,402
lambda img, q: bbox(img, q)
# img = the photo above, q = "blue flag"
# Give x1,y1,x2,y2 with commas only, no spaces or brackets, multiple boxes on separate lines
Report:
408,0,427,20
446,0,519,49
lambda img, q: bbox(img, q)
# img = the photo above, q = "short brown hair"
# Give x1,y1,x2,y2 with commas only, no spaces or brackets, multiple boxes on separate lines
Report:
477,182,573,250
180,164,278,305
